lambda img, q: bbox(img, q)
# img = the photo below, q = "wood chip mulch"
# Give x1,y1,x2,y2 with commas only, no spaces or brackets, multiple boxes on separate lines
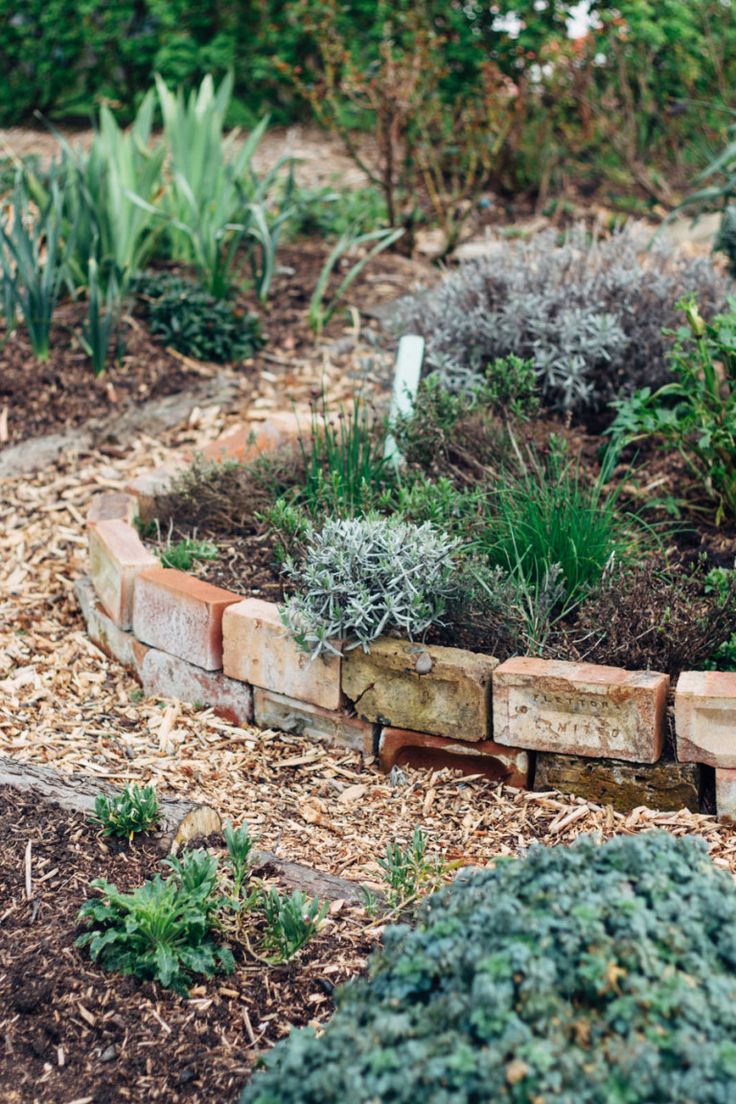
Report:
4,396,736,1102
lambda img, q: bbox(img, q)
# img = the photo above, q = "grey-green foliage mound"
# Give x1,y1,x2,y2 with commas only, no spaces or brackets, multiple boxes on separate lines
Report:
241,833,736,1104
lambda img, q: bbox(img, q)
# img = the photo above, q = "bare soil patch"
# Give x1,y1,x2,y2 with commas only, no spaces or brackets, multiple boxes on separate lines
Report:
0,784,375,1104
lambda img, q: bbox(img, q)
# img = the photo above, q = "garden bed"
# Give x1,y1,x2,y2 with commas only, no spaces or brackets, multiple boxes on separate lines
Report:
0,783,375,1103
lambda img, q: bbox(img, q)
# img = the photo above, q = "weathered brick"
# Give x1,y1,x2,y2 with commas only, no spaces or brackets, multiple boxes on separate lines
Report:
378,726,529,785
133,567,240,671
254,687,373,753
534,751,700,813
716,767,736,822
222,598,342,710
675,670,736,768
198,411,305,465
342,639,497,742
138,649,253,724
88,518,158,629
86,491,138,528
126,465,180,521
75,575,146,673
492,657,668,763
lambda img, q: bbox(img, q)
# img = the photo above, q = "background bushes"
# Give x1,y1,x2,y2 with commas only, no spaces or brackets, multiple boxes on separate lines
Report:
2,1,735,199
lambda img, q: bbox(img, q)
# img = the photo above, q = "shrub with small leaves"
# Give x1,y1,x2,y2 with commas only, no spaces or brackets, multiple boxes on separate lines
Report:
134,271,262,363
397,224,727,417
90,783,161,840
280,516,461,657
76,849,233,996
242,832,736,1104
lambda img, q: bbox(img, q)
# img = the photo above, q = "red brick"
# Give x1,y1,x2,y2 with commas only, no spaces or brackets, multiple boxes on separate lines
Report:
492,657,668,764
86,491,138,528
133,567,240,671
254,687,373,753
675,670,736,768
88,518,158,629
378,727,529,786
198,411,305,465
138,649,253,724
222,598,342,710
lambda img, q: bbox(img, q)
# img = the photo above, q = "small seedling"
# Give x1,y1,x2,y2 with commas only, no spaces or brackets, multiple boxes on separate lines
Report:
77,848,233,995
90,783,161,840
378,827,445,910
260,888,328,962
358,885,380,917
223,821,256,902
160,537,218,571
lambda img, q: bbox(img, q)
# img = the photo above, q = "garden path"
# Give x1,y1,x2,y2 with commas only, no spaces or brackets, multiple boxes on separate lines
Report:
2,410,736,881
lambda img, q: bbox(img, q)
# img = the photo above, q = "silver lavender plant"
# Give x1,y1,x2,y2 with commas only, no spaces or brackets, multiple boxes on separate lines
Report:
280,516,461,658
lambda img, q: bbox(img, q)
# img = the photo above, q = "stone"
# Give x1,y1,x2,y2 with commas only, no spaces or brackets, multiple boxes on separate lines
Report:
88,518,158,629
715,768,736,822
254,688,374,754
492,657,668,764
138,649,253,724
126,465,180,521
86,491,138,528
342,638,497,742
675,670,736,768
378,727,529,786
75,576,146,673
534,752,701,814
133,567,240,671
222,598,342,710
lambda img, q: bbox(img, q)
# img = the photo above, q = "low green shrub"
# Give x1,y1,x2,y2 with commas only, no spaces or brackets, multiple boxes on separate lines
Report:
609,297,736,524
285,184,388,238
280,515,460,657
242,832,736,1104
134,272,262,363
90,783,161,840
77,849,233,995
704,567,736,670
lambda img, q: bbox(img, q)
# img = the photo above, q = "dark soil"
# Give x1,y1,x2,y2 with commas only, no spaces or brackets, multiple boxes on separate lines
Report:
0,239,420,449
0,303,211,448
0,785,373,1103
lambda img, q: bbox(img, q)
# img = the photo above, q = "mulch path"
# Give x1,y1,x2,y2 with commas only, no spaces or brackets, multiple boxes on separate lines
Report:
0,784,376,1104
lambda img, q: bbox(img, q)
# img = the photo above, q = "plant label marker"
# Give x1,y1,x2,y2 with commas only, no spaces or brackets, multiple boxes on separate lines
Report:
384,334,424,466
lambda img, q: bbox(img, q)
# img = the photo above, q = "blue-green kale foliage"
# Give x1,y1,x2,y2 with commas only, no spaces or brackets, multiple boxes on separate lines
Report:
242,833,736,1104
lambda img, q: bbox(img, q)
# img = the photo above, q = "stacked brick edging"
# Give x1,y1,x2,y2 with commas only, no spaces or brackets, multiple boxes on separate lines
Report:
77,414,736,820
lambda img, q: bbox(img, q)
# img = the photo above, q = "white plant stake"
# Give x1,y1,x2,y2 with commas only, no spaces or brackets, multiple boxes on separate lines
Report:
384,334,425,467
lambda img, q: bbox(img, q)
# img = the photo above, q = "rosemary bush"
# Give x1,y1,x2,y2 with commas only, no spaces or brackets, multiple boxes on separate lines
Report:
397,224,727,417
280,516,461,657
243,833,736,1104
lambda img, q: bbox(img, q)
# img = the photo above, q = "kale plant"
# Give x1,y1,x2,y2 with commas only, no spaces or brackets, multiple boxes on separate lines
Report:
280,516,461,657
397,224,726,417
242,833,736,1104
134,271,262,363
